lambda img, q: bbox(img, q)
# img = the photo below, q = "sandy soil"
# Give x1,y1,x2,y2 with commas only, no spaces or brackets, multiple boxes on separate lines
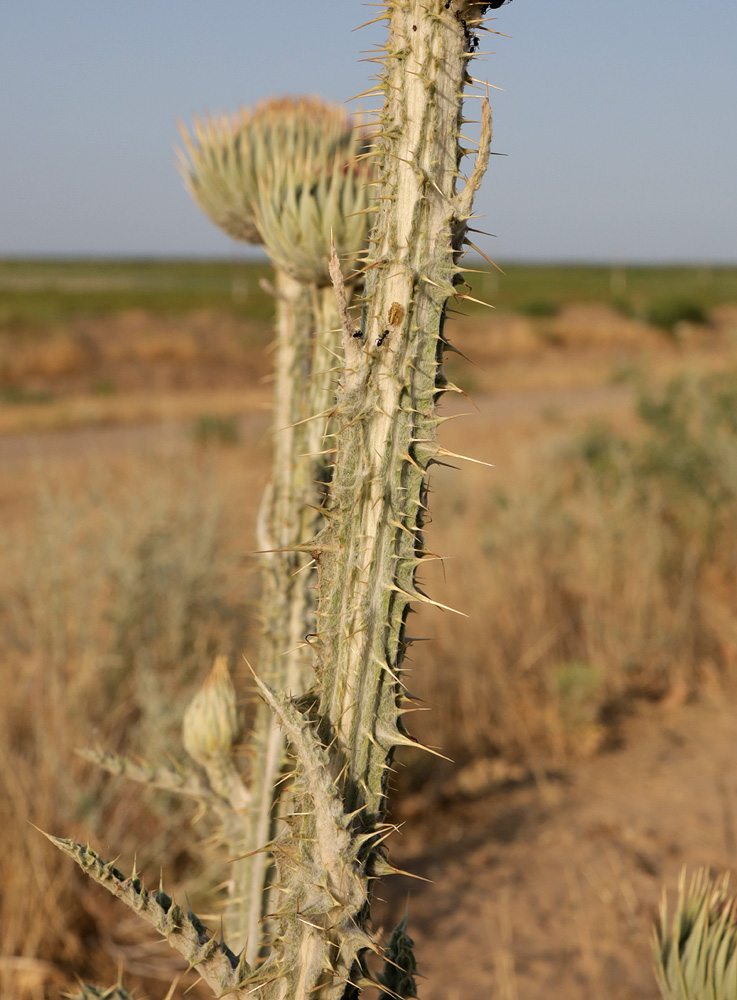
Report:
376,690,737,1000
0,382,630,466
3,388,734,1000
3,307,737,999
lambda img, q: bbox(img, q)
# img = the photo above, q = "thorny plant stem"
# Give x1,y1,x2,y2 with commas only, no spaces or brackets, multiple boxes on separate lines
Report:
241,273,340,959
53,4,496,997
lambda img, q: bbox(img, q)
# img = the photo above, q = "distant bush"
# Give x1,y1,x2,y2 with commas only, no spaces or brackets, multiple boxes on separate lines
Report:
646,297,708,333
610,296,635,318
0,385,54,405
518,298,559,318
192,413,240,445
90,378,117,396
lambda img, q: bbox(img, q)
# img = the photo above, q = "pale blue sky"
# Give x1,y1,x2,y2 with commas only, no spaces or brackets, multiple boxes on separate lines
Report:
1,1,735,262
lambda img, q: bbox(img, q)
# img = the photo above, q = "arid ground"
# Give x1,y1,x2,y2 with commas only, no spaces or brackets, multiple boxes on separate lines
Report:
2,260,737,999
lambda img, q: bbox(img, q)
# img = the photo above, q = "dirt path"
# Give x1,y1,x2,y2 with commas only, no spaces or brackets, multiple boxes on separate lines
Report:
376,691,737,1000
0,383,632,469
0,405,272,468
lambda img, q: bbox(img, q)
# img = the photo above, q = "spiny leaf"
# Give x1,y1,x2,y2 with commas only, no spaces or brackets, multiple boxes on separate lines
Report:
43,833,253,997
78,747,217,804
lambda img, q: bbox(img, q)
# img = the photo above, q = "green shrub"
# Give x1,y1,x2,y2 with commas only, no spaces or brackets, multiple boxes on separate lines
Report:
610,296,634,318
553,662,602,729
518,298,559,318
90,378,117,396
0,385,54,405
646,297,708,332
192,413,240,446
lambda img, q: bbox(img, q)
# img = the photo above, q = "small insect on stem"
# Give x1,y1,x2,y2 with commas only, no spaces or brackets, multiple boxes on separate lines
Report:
387,302,405,326
377,301,405,347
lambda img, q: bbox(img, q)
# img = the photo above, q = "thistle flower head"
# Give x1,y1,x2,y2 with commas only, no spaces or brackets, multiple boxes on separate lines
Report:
654,868,737,1000
182,655,242,765
178,96,375,285
178,110,262,244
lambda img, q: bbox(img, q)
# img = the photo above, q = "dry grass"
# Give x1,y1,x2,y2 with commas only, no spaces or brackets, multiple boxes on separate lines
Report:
407,368,737,772
0,450,264,998
2,289,737,996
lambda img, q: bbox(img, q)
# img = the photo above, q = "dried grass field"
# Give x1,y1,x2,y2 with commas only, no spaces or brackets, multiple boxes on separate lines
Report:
2,259,737,998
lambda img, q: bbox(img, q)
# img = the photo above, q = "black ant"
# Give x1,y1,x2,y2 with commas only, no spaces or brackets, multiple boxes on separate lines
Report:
376,330,390,347
446,0,502,50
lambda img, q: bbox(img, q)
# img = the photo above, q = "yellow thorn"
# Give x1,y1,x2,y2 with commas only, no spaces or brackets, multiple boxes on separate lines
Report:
464,237,506,275
391,584,468,617
345,85,385,103
353,14,391,31
437,448,494,468
455,292,495,309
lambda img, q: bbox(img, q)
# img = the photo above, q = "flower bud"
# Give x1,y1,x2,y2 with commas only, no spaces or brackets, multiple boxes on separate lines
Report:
182,655,242,765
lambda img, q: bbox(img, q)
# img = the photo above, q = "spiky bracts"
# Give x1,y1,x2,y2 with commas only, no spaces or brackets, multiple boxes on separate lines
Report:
378,916,418,1000
178,96,351,247
654,869,737,1000
178,96,374,285
183,657,243,771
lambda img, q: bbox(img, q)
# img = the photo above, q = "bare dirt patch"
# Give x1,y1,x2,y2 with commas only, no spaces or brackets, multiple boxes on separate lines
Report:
3,305,737,998
379,692,737,1000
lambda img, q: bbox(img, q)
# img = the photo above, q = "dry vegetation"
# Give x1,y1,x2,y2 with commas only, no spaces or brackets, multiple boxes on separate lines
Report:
2,260,737,998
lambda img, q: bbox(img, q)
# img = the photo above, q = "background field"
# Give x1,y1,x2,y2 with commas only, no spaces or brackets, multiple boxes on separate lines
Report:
2,258,737,999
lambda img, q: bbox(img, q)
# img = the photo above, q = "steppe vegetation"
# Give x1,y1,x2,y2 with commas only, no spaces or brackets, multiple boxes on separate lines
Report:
2,255,737,997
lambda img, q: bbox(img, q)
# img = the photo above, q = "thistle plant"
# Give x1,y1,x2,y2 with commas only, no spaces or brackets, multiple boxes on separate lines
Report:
654,869,737,1000
179,95,377,956
50,3,501,996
